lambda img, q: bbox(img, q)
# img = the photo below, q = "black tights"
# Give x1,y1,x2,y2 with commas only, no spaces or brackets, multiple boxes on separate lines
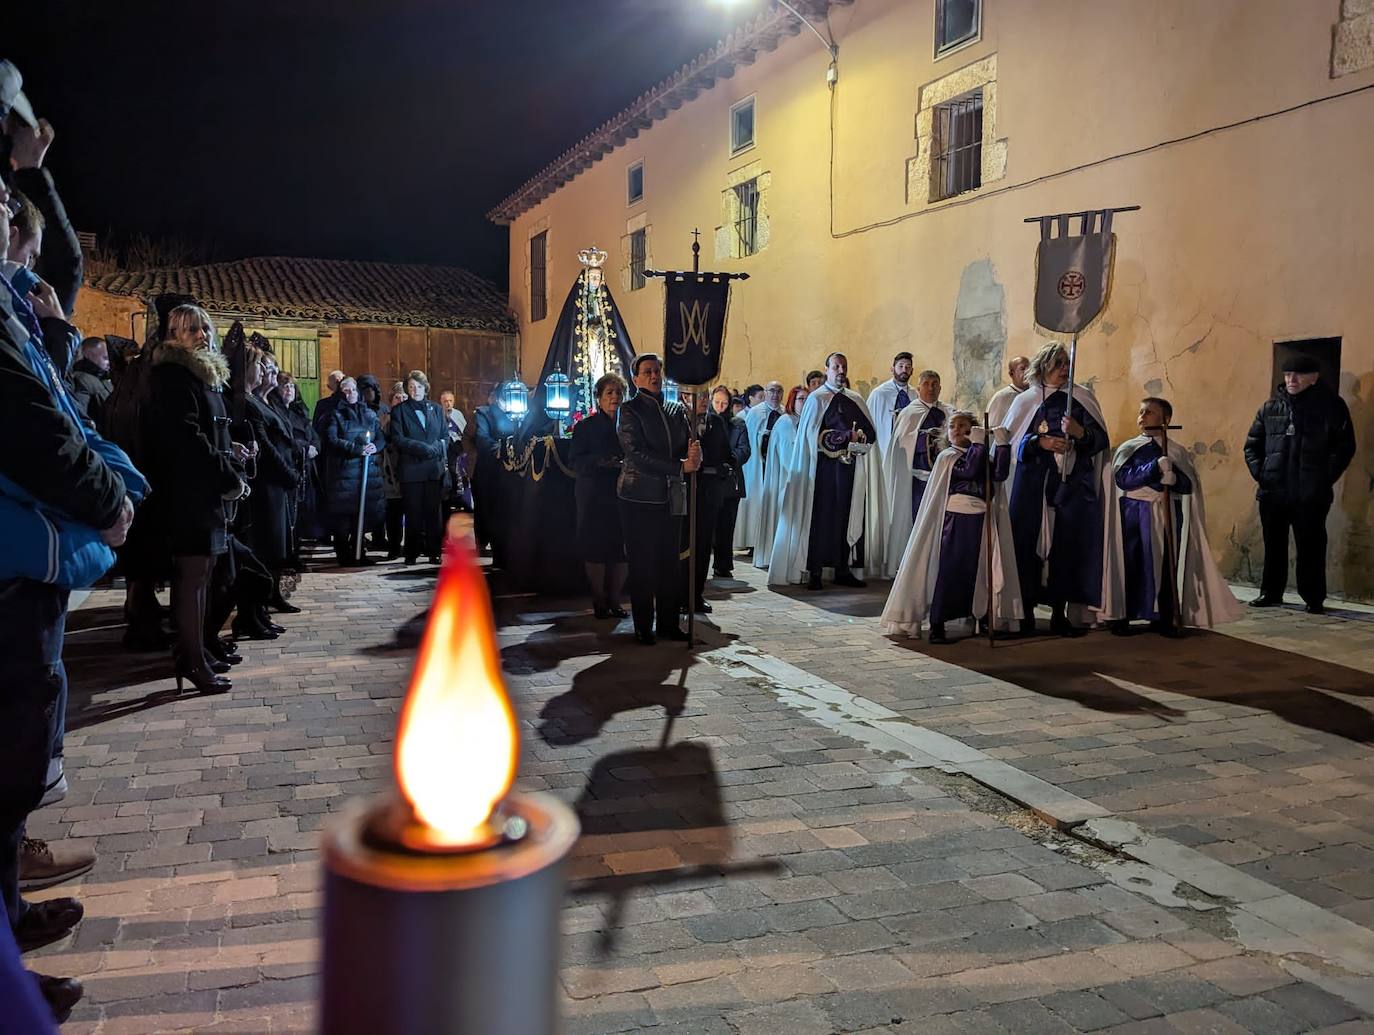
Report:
171,554,213,672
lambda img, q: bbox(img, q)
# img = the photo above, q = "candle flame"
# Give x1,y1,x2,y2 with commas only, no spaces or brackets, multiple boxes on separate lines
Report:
394,534,518,847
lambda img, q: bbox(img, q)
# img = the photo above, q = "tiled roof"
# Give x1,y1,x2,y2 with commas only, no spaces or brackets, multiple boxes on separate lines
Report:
88,256,516,333
487,0,849,226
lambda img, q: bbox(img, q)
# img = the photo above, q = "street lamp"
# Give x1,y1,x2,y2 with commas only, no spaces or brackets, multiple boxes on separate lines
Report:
713,0,839,77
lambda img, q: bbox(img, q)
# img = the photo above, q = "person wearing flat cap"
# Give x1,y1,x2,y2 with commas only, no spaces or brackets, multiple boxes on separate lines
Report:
1243,354,1355,614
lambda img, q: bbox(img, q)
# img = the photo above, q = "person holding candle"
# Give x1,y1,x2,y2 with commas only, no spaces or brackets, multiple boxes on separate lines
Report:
324,376,385,566
569,373,628,618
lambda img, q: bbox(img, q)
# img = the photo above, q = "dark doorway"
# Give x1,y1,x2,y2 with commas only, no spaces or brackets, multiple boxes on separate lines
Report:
1273,337,1341,389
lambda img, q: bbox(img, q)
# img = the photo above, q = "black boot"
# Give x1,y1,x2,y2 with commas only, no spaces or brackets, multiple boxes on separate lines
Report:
928,622,949,644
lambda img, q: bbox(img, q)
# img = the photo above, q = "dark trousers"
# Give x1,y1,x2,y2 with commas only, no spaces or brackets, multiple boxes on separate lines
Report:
0,579,69,927
714,494,740,575
684,477,725,606
1260,496,1330,606
383,497,404,554
402,479,444,560
619,499,682,636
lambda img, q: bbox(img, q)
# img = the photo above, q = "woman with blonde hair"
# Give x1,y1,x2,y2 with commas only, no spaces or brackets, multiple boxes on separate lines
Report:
141,305,247,693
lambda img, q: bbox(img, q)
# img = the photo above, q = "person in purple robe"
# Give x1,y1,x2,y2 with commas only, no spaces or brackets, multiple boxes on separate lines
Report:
808,359,877,590
906,370,948,517
1113,397,1189,633
1004,343,1111,636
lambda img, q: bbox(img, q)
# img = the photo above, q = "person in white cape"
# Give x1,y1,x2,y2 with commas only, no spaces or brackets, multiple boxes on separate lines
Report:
733,381,782,553
767,353,886,589
880,369,949,576
880,413,1022,641
1102,397,1242,633
1002,342,1114,636
986,355,1030,429
865,351,915,456
753,384,808,570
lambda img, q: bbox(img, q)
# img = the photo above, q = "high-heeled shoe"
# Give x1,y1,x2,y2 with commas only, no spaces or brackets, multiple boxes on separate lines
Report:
208,638,243,665
174,659,230,695
202,653,231,675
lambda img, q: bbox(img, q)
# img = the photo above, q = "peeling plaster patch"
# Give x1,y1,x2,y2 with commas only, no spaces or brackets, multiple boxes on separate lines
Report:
1210,439,1229,455
1144,378,1164,395
1193,441,1209,455
951,259,1006,412
1334,10,1374,76
1102,321,1118,336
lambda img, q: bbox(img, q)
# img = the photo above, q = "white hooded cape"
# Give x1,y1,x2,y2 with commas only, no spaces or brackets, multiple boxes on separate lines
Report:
880,398,950,577
733,401,776,550
986,383,1024,430
866,378,911,457
1101,436,1242,628
766,385,887,586
998,378,1116,626
879,441,1023,637
752,412,800,570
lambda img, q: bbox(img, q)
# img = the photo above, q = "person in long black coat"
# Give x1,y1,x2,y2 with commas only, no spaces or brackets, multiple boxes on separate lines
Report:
388,370,448,564
472,387,517,560
244,352,300,611
324,377,386,565
569,373,628,618
140,305,245,693
277,373,320,562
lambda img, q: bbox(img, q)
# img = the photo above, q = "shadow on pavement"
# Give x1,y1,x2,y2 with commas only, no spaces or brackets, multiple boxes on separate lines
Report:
896,626,1374,742
570,739,781,952
767,579,891,618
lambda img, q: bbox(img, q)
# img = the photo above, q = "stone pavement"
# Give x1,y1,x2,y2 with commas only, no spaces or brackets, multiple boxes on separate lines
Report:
18,555,1374,1032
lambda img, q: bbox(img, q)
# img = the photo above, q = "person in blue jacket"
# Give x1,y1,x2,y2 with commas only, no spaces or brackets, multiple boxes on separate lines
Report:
0,175,146,1024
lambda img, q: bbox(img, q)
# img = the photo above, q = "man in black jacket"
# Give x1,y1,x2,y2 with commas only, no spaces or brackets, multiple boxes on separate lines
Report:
389,370,448,564
70,337,112,425
1244,355,1356,613
472,386,517,562
682,391,736,615
617,354,701,644
709,384,751,578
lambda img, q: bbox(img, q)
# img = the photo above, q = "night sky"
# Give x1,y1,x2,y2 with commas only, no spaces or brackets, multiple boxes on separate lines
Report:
7,0,759,288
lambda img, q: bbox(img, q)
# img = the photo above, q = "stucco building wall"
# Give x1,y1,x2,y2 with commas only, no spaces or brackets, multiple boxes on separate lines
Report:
530,0,1367,598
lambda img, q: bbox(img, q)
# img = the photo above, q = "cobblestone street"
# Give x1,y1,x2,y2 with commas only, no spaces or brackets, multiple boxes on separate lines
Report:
25,556,1374,1033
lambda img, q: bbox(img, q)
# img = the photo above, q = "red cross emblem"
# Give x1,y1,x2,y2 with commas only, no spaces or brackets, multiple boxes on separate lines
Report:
1057,271,1086,300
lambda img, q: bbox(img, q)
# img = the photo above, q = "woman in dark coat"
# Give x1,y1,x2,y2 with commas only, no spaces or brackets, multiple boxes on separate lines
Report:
388,369,448,564
325,376,386,565
140,304,246,693
277,372,320,563
569,372,628,618
244,349,300,613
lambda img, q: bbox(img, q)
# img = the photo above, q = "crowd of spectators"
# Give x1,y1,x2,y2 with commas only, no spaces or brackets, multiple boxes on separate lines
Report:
0,58,473,1026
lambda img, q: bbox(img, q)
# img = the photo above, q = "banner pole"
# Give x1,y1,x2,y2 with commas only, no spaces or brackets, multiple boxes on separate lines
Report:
1160,422,1185,638
687,232,701,650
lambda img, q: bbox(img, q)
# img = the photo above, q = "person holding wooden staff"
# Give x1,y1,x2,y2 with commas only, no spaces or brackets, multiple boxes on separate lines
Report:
880,413,1019,642
1102,397,1240,633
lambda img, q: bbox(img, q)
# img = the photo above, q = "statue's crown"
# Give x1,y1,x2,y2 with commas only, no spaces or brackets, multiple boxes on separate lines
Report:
577,246,608,270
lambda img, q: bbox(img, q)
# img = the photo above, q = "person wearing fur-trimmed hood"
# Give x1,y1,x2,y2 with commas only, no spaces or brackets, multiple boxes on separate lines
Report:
1101,397,1241,633
880,412,1021,642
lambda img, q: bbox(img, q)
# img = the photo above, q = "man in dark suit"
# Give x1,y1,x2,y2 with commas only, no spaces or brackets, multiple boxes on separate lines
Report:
617,354,700,644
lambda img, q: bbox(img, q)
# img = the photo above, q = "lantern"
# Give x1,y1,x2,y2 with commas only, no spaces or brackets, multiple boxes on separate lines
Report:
543,368,571,428
662,378,680,406
497,380,529,424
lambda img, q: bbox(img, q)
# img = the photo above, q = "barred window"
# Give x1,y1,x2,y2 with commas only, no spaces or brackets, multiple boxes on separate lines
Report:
629,229,647,290
530,231,548,322
930,90,983,201
935,0,981,56
734,178,760,257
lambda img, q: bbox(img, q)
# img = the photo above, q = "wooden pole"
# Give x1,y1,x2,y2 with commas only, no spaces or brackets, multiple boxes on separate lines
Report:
984,410,995,649
686,231,701,650
1157,422,1185,637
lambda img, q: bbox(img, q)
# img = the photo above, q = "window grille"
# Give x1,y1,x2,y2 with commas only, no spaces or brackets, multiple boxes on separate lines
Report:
530,231,548,322
931,90,983,201
629,229,647,290
734,179,760,257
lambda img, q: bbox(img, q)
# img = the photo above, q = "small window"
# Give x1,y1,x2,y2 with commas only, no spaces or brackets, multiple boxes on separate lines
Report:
730,96,756,155
734,179,760,257
629,229,647,291
530,231,548,322
627,161,644,205
935,0,981,56
930,89,983,201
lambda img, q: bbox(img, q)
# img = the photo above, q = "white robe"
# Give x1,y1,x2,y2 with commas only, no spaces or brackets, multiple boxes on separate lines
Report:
767,385,887,586
1101,436,1242,628
865,378,912,457
880,442,1023,637
733,401,776,551
881,398,949,577
999,378,1116,627
753,412,800,570
986,383,1024,430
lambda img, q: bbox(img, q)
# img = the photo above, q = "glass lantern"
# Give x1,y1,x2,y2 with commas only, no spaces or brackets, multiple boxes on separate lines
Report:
497,379,530,424
662,378,680,406
543,368,571,432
